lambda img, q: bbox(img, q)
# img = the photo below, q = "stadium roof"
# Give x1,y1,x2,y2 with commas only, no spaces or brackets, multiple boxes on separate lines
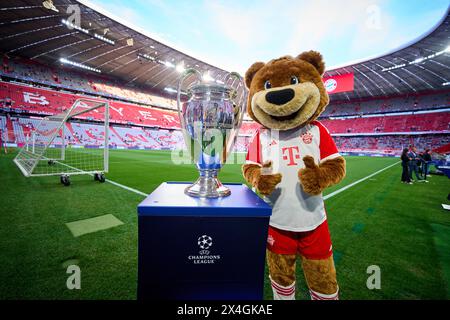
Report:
0,0,233,94
0,0,449,101
324,5,450,102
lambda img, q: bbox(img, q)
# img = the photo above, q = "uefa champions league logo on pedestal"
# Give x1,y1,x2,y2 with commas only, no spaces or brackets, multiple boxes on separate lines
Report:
187,234,221,264
198,234,213,255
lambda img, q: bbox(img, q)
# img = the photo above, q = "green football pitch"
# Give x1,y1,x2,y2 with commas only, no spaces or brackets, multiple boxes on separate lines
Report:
0,149,449,300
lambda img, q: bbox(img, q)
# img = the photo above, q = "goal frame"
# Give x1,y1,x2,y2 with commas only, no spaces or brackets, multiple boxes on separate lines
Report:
13,98,110,177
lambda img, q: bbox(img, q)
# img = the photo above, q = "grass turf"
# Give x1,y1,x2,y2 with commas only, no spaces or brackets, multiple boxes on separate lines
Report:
0,149,449,299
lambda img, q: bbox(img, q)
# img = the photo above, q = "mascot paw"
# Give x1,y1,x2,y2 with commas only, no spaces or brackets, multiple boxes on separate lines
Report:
298,156,323,195
257,162,282,196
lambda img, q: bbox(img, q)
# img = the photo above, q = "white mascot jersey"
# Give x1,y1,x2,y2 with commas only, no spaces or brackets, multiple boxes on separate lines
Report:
246,121,340,232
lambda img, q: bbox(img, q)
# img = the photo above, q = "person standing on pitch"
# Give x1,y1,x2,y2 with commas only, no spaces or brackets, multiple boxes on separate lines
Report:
422,148,432,180
401,148,412,184
408,146,425,182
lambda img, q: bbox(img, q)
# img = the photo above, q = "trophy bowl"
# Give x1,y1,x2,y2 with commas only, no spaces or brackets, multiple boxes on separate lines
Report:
177,69,246,198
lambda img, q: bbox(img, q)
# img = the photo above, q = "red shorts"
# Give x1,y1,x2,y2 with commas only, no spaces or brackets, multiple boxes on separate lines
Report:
267,220,333,260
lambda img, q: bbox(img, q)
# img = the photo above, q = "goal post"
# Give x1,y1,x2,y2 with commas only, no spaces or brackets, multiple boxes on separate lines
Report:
14,98,110,182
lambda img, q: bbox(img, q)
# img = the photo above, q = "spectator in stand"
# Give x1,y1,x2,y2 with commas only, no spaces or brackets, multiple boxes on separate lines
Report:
401,148,412,184
422,148,432,179
407,146,427,182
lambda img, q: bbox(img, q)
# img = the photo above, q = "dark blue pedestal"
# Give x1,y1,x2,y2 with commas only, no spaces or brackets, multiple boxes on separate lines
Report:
437,165,450,178
137,182,272,300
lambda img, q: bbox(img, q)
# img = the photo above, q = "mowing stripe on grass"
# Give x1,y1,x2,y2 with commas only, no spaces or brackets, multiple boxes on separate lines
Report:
66,214,124,237
431,223,450,298
323,161,400,200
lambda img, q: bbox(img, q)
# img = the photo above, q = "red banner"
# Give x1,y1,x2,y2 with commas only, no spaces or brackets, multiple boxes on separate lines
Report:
322,73,354,94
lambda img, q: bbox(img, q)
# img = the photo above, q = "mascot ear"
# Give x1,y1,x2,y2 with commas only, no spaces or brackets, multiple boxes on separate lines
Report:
245,62,265,89
297,51,325,76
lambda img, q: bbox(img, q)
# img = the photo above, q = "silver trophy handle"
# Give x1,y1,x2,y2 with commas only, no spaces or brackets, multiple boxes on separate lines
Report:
176,68,203,135
224,72,247,155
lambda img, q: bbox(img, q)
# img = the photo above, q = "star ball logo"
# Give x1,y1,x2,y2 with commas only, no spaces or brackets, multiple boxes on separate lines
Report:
198,234,213,251
324,78,337,93
187,234,221,264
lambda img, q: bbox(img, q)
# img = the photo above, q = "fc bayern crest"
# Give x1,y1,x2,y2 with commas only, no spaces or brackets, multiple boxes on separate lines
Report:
301,132,313,144
324,78,337,93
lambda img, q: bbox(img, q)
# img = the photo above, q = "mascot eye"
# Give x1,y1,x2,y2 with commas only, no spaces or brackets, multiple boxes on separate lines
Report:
290,76,299,85
264,80,272,89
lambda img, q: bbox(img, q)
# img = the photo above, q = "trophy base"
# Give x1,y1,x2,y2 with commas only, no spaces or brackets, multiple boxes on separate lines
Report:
185,175,231,198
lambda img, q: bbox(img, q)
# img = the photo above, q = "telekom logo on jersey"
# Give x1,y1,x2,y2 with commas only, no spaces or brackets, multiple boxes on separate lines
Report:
281,132,314,166
264,130,303,167
282,146,301,166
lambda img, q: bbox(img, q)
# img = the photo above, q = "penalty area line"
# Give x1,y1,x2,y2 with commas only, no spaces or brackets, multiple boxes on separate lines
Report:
323,161,400,201
104,178,148,197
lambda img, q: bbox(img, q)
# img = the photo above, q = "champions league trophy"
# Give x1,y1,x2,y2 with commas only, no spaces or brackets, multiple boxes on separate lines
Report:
177,69,246,198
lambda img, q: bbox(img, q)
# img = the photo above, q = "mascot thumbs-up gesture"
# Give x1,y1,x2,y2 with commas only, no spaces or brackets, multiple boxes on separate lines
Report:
242,51,346,300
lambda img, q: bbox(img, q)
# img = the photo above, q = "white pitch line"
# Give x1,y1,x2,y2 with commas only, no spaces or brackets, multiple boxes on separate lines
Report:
323,161,400,200
104,178,148,197
43,158,149,197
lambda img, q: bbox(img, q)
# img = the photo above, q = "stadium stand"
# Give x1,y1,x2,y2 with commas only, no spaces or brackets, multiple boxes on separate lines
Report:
3,113,185,150
334,134,450,155
0,115,5,130
0,81,180,128
320,112,449,134
321,91,449,117
1,55,178,110
0,115,6,140
2,56,448,117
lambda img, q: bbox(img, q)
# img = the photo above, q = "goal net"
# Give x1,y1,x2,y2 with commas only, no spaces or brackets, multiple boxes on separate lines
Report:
14,98,109,179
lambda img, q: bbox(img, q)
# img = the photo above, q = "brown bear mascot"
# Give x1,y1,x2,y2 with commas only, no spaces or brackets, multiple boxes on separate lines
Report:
242,51,346,300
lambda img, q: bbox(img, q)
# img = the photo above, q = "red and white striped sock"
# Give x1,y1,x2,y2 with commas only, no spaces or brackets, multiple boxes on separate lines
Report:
270,277,295,300
309,287,339,300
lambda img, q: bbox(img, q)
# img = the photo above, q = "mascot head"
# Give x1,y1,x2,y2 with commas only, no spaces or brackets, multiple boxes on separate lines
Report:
244,50,329,131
